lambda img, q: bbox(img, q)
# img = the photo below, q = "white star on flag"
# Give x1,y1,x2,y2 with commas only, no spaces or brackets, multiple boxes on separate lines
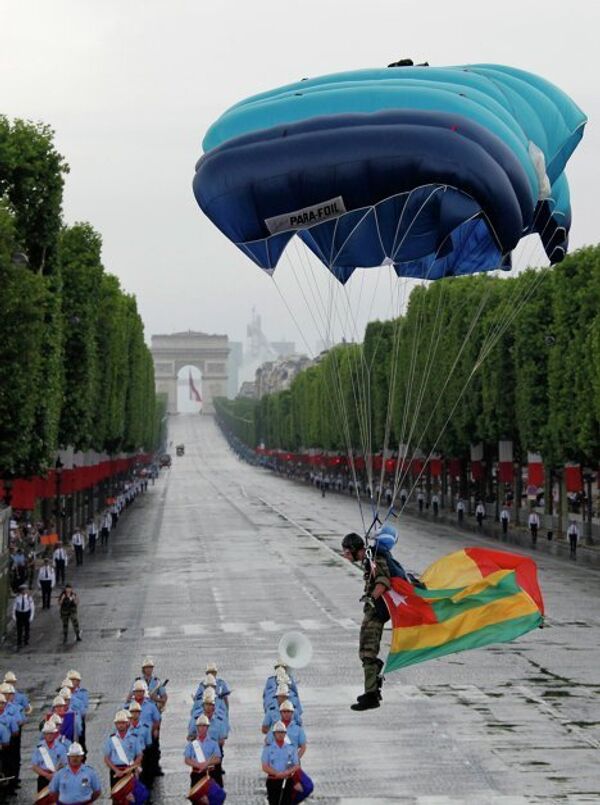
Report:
388,590,408,607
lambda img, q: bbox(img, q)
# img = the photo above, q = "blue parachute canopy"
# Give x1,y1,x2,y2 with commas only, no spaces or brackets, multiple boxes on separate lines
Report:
193,63,585,281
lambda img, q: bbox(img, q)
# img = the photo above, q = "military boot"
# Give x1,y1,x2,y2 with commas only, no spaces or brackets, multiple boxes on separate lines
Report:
351,692,381,711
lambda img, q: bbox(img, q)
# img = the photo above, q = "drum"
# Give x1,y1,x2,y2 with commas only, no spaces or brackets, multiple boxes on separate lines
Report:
187,773,210,802
35,786,52,804
111,773,135,803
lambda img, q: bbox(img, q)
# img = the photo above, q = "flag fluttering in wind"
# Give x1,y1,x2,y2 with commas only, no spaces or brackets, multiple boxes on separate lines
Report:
188,370,202,403
383,548,544,672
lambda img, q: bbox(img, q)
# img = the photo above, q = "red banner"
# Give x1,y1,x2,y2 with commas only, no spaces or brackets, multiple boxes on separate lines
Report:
565,465,583,493
498,462,514,483
429,458,442,477
528,463,544,487
471,461,484,481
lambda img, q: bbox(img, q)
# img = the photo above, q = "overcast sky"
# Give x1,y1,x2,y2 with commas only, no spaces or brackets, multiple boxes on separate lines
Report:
2,0,599,352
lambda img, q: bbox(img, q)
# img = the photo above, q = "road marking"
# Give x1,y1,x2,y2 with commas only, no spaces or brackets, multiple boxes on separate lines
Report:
143,627,165,638
296,618,327,631
337,617,360,630
259,620,282,632
181,623,207,635
221,622,249,633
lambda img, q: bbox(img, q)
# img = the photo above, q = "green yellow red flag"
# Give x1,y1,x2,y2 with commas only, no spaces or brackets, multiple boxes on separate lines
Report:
383,547,544,672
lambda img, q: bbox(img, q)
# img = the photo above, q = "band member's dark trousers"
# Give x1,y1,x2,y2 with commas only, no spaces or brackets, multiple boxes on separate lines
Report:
110,766,129,789
433,502,439,516
15,610,31,645
74,545,83,565
55,559,66,585
266,777,293,805
530,525,538,545
111,513,118,528
570,535,577,557
37,775,49,792
418,500,424,512
88,533,96,553
101,527,109,546
502,520,508,535
458,510,463,523
359,612,385,693
40,580,52,608
477,514,483,528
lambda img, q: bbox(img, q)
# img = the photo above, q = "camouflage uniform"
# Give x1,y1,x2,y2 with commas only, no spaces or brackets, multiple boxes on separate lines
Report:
59,594,80,641
359,554,391,693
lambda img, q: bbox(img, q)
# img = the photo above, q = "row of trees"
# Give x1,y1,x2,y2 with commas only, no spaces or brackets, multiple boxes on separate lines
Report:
0,115,160,479
216,244,600,473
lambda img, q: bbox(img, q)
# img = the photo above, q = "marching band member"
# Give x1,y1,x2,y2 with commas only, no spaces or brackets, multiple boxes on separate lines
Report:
184,714,226,804
32,721,68,792
262,685,302,734
48,742,101,804
261,721,300,805
265,702,313,803
102,710,143,789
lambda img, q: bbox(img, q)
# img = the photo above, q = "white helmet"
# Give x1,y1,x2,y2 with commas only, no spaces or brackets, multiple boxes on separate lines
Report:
195,714,210,726
114,709,131,723
272,720,287,733
206,662,218,674
203,688,216,705
52,696,66,707
203,674,217,687
276,684,289,697
67,742,85,757
279,699,295,712
133,680,148,693
42,721,59,734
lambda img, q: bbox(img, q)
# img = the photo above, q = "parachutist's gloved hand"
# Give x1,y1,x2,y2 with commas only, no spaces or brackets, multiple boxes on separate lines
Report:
360,594,376,612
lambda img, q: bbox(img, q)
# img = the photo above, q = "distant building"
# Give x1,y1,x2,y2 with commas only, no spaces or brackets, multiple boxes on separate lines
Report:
237,381,257,399
227,341,243,398
255,354,313,399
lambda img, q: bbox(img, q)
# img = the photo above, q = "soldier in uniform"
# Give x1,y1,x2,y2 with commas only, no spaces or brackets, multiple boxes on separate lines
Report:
183,714,226,803
341,532,391,711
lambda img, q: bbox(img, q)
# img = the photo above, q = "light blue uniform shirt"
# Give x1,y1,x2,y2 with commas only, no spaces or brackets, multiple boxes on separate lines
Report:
262,702,302,731
103,731,142,765
187,712,228,743
127,698,161,728
194,677,231,701
134,675,167,701
183,735,222,763
263,674,298,702
265,722,306,749
32,740,68,771
71,687,89,715
128,721,152,749
0,709,19,735
4,701,24,725
48,763,102,803
0,721,11,745
14,690,30,716
191,698,229,731
261,741,299,773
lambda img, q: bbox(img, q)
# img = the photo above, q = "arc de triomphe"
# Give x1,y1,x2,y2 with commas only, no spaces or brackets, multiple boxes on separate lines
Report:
151,331,229,414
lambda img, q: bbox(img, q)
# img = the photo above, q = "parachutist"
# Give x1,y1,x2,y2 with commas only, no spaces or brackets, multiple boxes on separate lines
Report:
341,532,391,711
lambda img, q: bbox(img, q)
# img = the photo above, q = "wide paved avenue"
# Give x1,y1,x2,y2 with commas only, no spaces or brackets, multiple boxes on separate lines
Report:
7,415,600,803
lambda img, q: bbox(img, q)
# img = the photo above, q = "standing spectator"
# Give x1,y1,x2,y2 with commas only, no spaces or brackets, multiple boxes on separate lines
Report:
13,584,35,649
431,493,440,517
528,510,540,547
100,510,111,548
500,506,510,537
86,517,98,555
11,548,27,591
567,520,579,559
58,585,81,644
417,489,425,512
475,501,486,529
456,498,465,523
71,528,85,566
53,542,68,585
38,558,55,609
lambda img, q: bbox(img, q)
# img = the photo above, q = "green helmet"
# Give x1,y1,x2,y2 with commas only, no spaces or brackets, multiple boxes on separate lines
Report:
341,532,365,559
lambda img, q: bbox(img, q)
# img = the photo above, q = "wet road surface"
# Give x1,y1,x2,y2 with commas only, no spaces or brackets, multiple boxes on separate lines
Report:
5,415,600,803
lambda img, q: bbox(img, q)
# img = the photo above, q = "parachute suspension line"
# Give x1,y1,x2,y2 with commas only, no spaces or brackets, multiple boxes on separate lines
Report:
389,236,552,521
280,250,368,531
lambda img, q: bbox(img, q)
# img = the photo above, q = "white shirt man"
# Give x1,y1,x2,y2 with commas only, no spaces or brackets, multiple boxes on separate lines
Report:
528,511,540,545
13,587,35,647
38,561,56,609
567,521,579,558
53,545,69,585
71,530,85,566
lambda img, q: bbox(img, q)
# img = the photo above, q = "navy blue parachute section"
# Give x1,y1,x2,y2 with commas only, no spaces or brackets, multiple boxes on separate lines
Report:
193,64,585,280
